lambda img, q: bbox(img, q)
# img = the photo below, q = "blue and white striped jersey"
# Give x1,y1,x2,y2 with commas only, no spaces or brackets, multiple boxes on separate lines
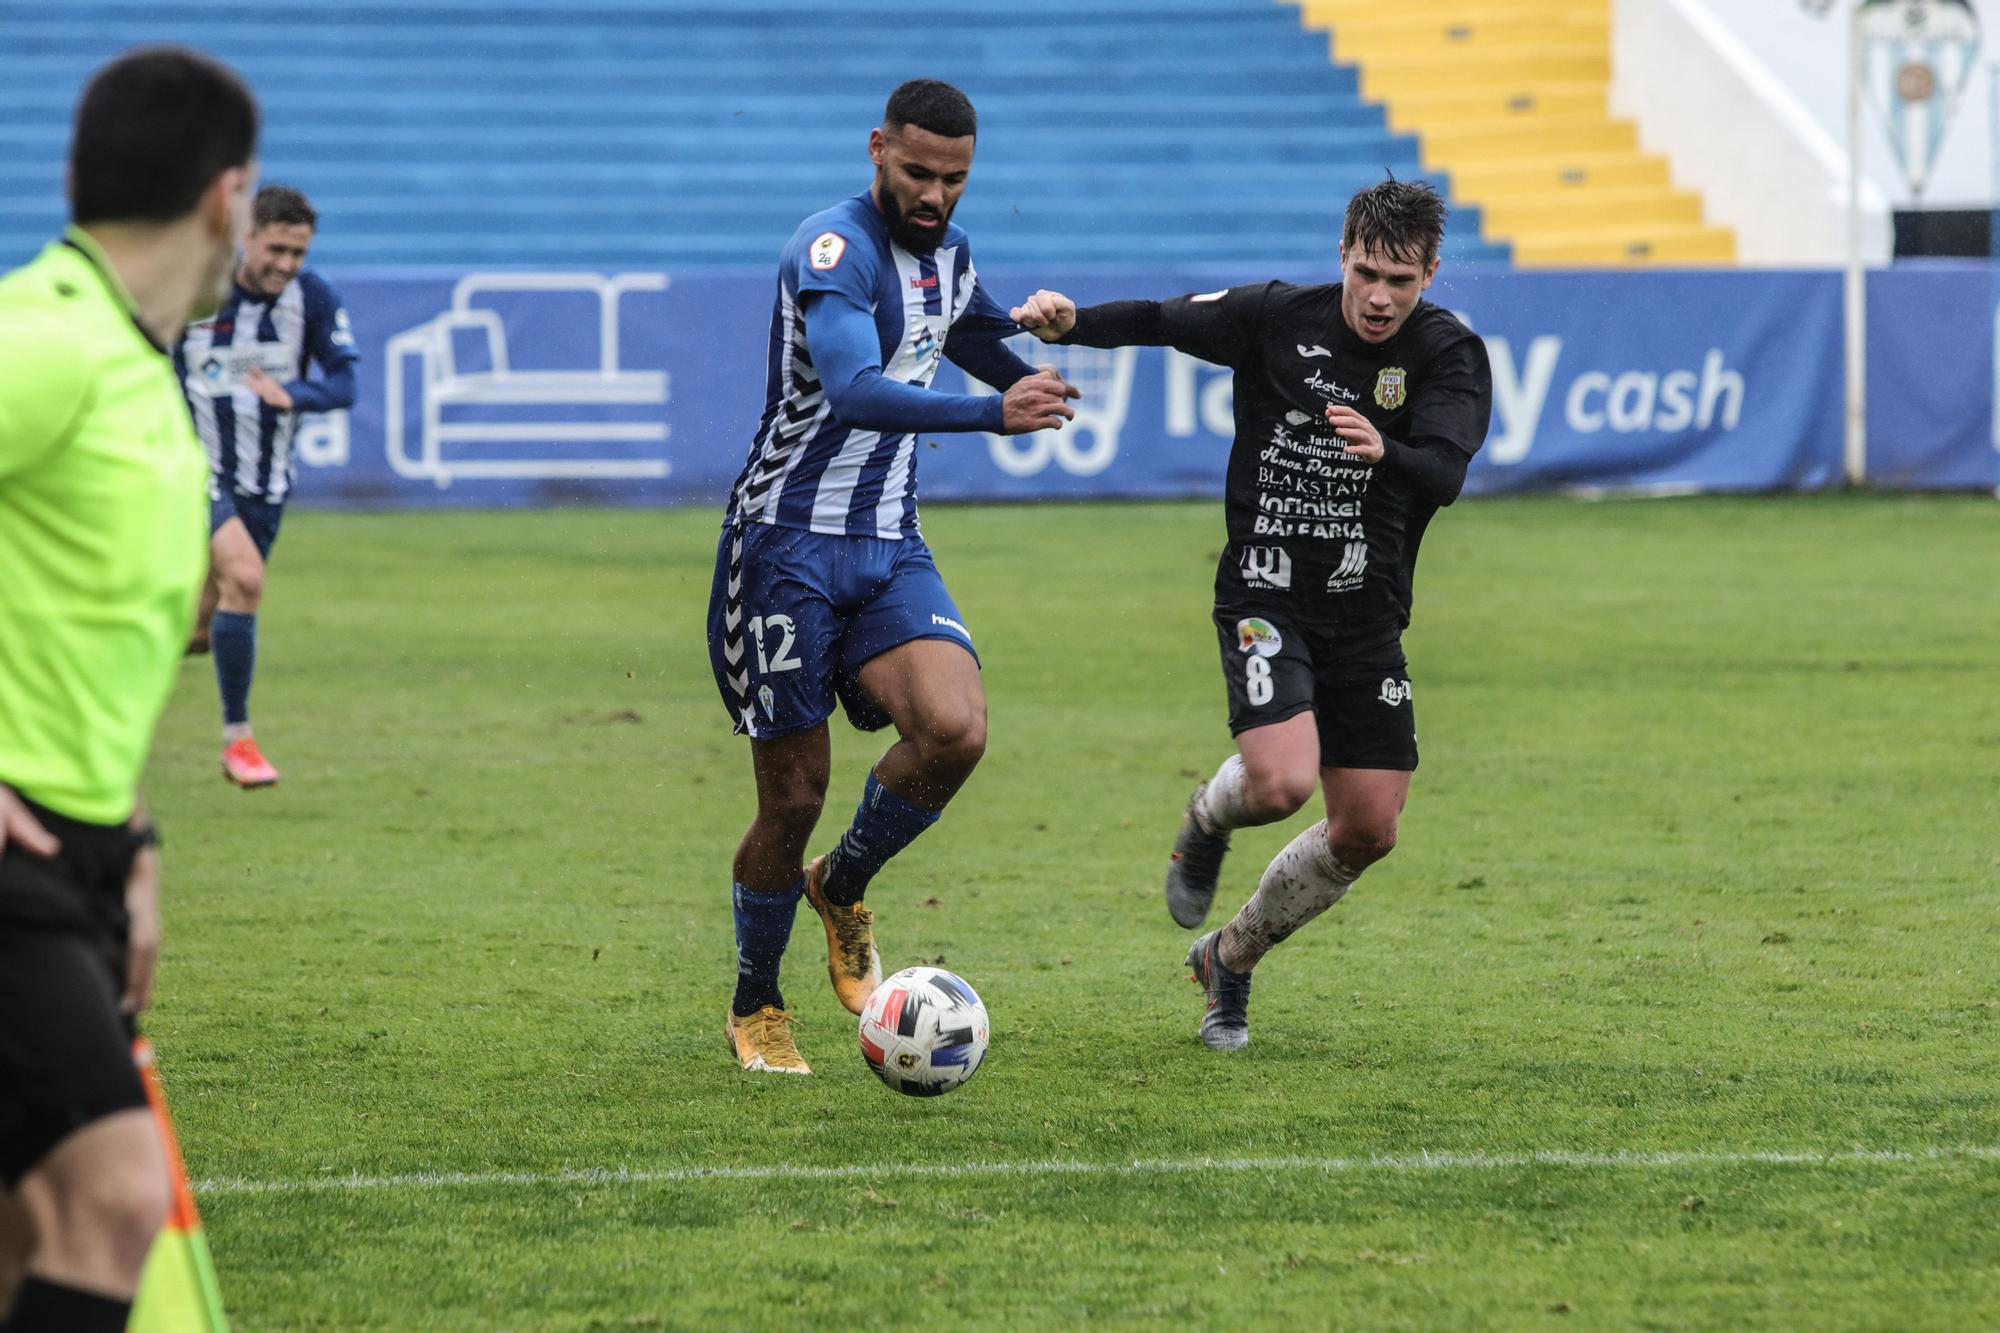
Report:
727,193,1031,539
175,270,358,504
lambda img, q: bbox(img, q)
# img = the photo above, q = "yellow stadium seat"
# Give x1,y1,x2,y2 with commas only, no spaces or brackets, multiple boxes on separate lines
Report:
1285,0,1733,266
1509,224,1738,266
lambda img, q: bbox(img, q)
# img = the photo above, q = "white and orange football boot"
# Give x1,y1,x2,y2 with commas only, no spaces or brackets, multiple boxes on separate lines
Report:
221,736,279,788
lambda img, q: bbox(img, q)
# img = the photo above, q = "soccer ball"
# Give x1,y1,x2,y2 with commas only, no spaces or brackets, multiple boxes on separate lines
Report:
857,966,990,1097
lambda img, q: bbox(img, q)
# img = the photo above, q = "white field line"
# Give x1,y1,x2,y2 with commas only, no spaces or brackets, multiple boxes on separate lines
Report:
195,1145,2000,1199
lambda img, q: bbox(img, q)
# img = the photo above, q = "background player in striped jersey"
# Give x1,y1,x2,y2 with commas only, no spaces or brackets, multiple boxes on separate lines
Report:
707,80,1078,1074
1012,180,1493,1053
176,184,358,788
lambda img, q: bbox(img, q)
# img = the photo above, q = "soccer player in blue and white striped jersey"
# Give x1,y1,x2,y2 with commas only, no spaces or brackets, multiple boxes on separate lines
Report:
706,80,1078,1074
175,184,357,788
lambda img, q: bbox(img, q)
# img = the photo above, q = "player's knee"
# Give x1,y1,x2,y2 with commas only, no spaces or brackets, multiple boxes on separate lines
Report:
943,708,987,772
219,564,264,607
97,1171,170,1275
1330,817,1399,868
37,1168,169,1277
1243,767,1315,822
916,705,986,776
759,782,826,837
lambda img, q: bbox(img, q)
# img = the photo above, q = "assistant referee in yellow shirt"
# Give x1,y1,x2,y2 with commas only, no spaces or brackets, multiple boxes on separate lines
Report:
0,48,257,1333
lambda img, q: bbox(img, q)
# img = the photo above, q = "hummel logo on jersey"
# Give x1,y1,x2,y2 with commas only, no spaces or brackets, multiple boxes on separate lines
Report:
1325,540,1368,592
1378,677,1411,706
1239,545,1292,590
1297,344,1332,359
910,275,938,289
930,612,969,638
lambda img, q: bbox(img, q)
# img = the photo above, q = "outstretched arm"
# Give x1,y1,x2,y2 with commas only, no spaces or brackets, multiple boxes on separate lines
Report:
1012,285,1270,370
805,290,1005,433
806,291,1077,436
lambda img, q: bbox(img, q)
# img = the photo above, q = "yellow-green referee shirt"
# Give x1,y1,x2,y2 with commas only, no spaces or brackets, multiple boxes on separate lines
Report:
0,228,209,825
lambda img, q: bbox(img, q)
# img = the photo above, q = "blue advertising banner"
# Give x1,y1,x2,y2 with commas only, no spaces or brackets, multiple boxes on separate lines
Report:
284,264,1990,510
1864,262,1997,489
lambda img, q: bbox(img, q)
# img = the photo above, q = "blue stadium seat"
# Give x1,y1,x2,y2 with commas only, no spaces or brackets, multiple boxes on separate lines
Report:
0,2,1511,269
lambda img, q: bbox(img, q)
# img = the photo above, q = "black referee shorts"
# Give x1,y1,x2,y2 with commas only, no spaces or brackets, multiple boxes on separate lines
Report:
0,795,148,1187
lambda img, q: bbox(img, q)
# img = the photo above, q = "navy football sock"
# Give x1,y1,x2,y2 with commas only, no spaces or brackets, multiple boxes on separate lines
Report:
820,772,941,907
211,610,257,728
731,877,802,1016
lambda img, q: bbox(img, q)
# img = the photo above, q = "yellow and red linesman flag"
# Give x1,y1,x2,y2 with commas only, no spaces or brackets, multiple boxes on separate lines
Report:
128,1038,230,1333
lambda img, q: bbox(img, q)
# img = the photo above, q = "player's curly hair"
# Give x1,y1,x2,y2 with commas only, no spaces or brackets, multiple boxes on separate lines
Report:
253,184,317,231
1342,178,1448,268
884,79,977,141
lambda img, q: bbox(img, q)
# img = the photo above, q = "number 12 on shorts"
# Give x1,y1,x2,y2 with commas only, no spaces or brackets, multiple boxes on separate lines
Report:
747,615,802,674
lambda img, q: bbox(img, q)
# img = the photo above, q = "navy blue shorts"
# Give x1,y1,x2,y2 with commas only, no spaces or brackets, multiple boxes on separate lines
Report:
210,490,284,560
706,521,978,740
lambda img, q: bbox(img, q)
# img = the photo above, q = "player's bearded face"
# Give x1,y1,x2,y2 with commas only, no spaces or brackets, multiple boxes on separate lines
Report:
870,126,973,254
1338,241,1440,344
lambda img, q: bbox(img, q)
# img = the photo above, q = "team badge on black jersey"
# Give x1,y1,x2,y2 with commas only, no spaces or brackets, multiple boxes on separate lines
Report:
1373,366,1408,410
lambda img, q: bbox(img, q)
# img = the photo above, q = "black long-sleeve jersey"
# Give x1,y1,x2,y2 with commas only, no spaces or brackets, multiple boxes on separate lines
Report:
1062,281,1492,628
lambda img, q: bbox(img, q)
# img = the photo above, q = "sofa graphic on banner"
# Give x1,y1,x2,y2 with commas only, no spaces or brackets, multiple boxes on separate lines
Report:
961,333,1139,478
382,272,671,489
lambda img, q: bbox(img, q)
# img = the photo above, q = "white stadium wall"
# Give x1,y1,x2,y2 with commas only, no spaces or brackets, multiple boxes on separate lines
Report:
1683,0,1999,211
1613,0,1904,265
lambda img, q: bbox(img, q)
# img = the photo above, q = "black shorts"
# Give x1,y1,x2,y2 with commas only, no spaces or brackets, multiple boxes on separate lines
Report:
0,796,148,1187
1213,603,1418,771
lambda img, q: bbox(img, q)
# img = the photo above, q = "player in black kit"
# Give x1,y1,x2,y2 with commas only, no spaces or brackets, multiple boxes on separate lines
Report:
1011,180,1492,1051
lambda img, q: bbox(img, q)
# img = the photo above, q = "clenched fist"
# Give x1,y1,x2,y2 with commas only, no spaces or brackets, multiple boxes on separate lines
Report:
1009,289,1077,344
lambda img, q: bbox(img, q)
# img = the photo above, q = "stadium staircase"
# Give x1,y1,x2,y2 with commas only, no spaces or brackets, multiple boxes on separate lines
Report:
1288,0,1736,265
0,0,1512,271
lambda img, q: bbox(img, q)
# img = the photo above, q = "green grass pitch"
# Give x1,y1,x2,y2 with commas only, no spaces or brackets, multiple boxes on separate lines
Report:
141,495,1998,1329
